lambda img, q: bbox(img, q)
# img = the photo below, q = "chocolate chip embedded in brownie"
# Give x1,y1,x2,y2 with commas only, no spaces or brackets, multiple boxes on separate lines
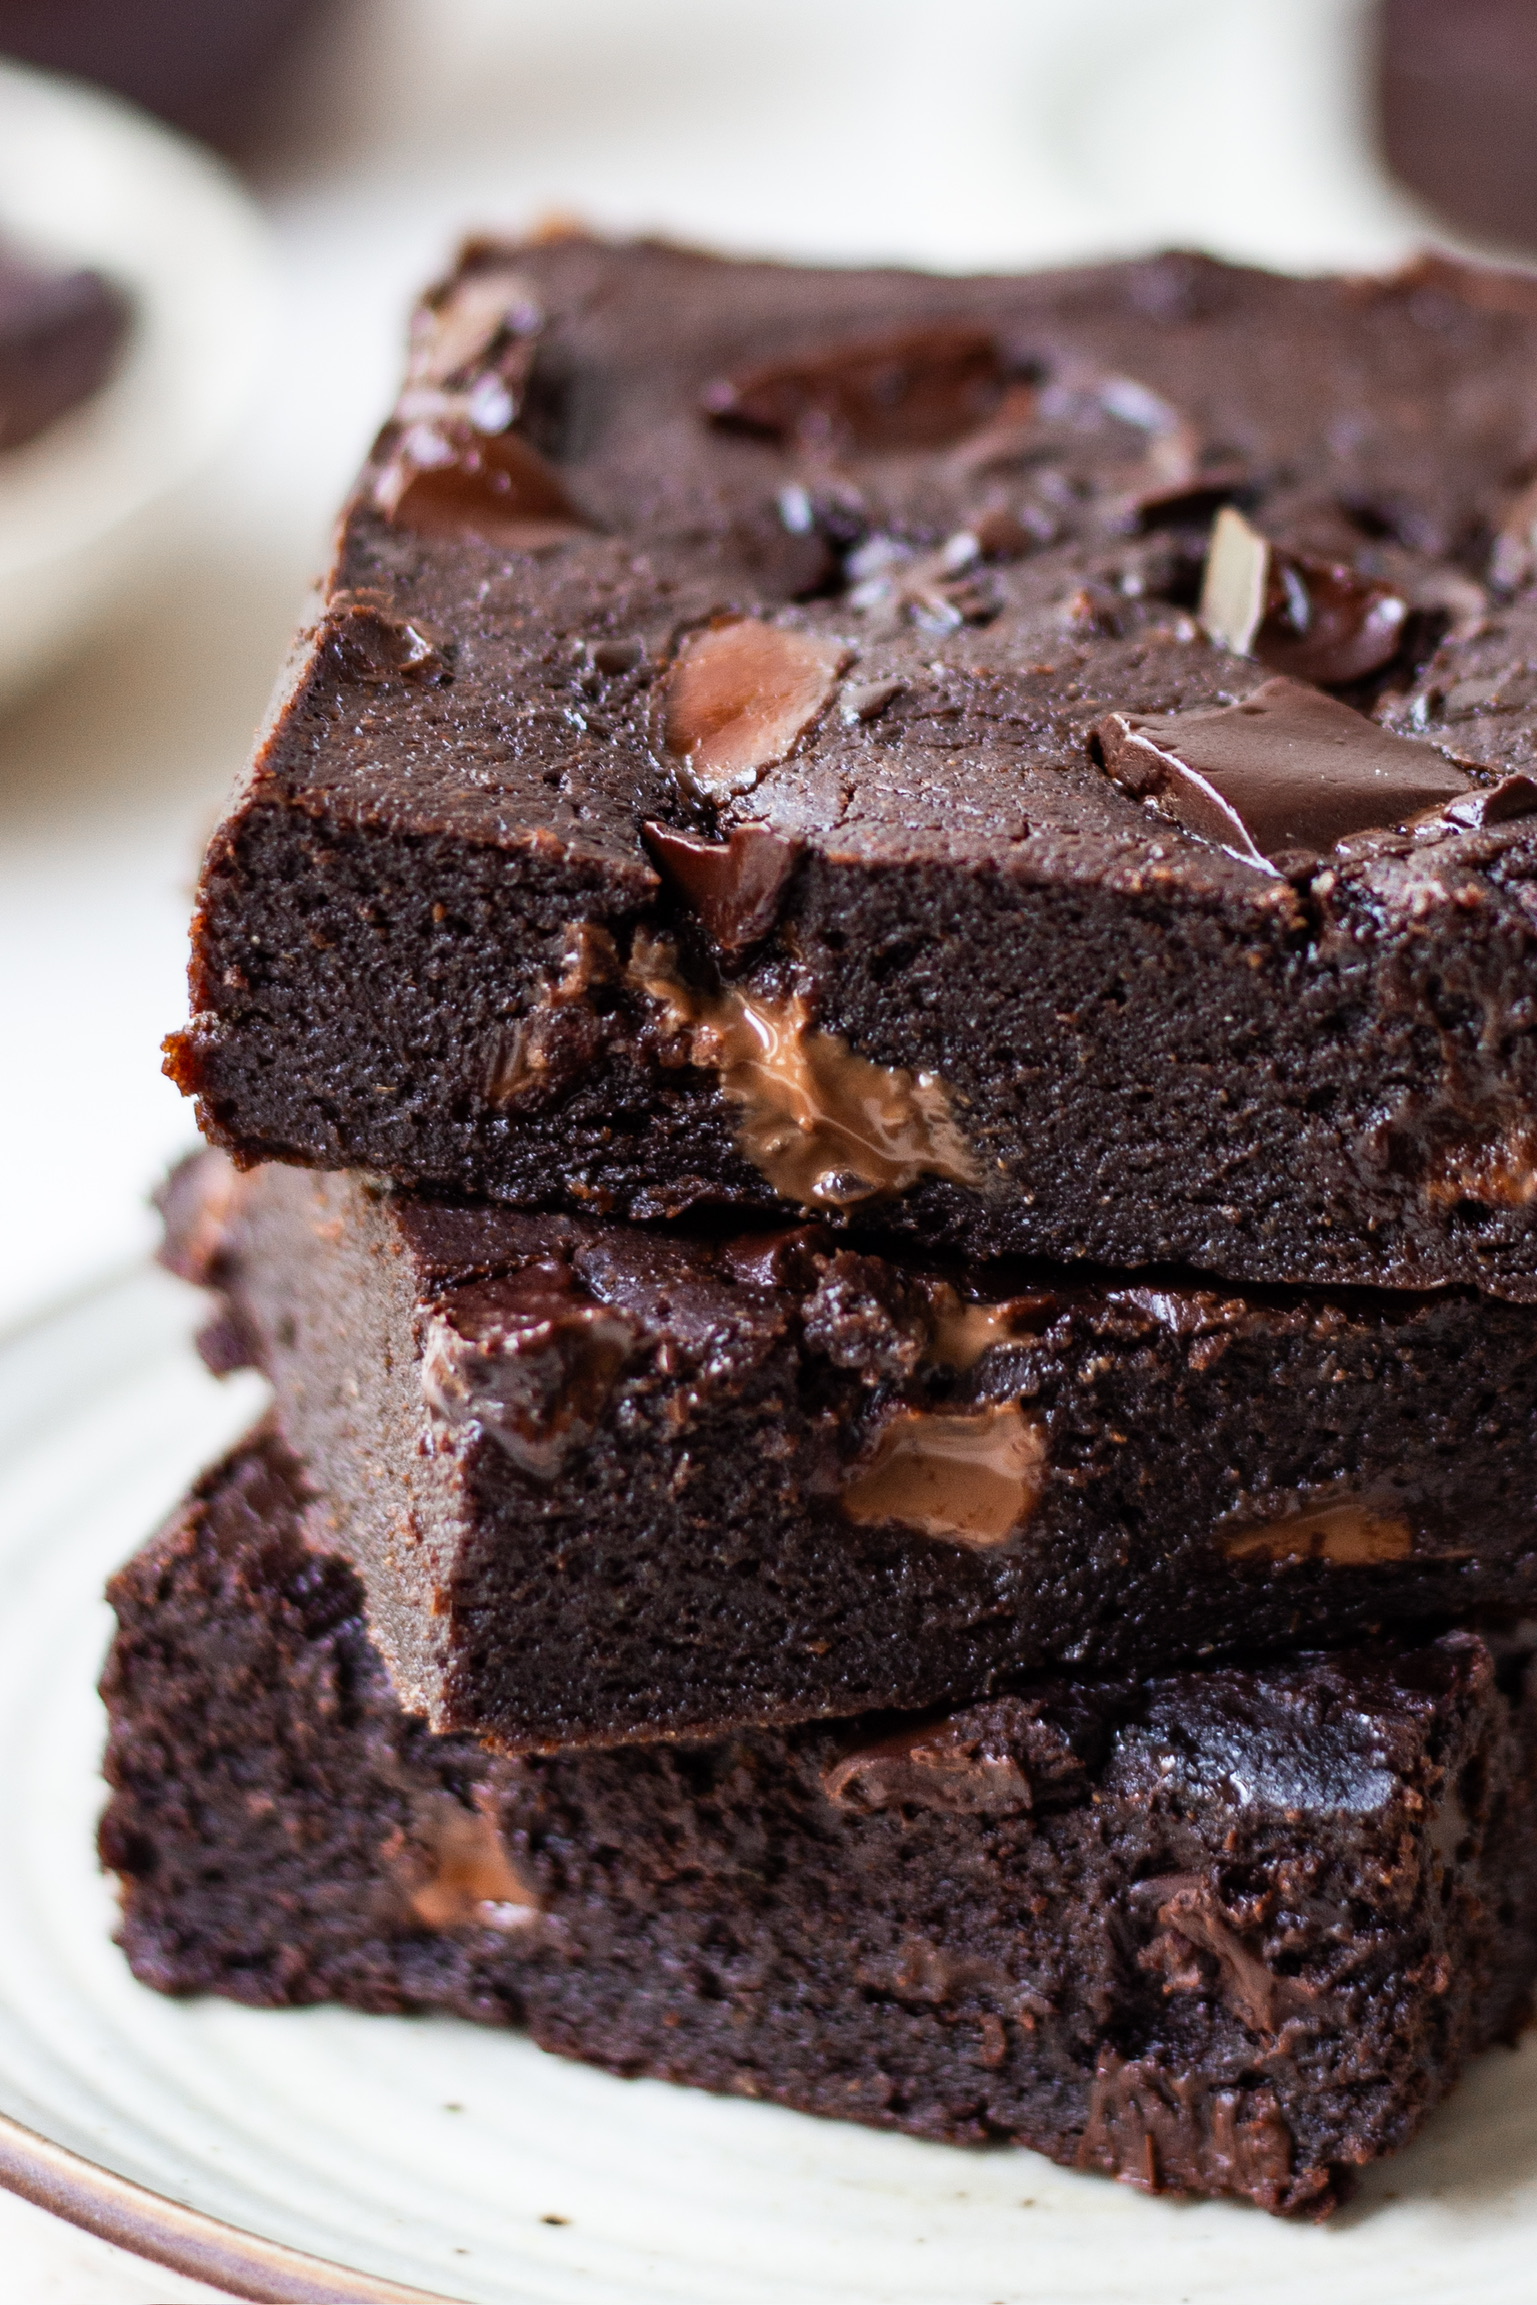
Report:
164,237,1537,1295
161,1147,1537,1750
98,1424,1537,2217
0,241,128,452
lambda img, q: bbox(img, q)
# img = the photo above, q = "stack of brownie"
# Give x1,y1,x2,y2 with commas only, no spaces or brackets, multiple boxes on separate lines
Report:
101,235,1537,2217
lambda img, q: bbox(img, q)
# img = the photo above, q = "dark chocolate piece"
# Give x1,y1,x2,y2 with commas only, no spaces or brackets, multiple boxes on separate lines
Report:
166,238,1537,1296
1096,677,1474,870
163,1149,1537,1749
641,821,803,951
1200,507,1409,685
99,1427,1537,2219
0,242,128,453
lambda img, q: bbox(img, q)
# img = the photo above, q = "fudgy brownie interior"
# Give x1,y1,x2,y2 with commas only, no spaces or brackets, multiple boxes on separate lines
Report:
164,1147,1537,1749
167,238,1537,1294
100,1425,1537,2219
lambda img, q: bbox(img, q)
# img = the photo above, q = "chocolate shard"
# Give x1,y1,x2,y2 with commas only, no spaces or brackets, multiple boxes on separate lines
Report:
641,820,804,952
1096,676,1476,869
822,1693,1105,1816
1200,507,1409,686
700,324,1009,453
1418,772,1537,833
660,620,849,801
375,422,589,549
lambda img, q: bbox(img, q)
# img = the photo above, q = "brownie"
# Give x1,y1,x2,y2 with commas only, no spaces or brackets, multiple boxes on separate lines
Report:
0,238,128,452
99,1425,1537,2218
161,1146,1537,1750
164,236,1537,1297
1378,0,1537,252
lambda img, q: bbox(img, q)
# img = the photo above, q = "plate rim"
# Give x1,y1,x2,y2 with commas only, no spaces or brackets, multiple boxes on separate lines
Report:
0,2103,468,2304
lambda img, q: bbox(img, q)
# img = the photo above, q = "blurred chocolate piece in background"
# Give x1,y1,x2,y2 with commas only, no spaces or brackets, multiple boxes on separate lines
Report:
1379,0,1537,251
0,0,332,153
0,241,128,451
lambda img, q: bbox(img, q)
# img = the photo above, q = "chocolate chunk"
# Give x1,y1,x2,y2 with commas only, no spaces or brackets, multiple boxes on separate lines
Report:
628,935,980,1209
802,1250,931,1380
1077,2053,1300,2212
821,1694,1101,1816
1200,507,1408,685
660,620,850,801
1421,772,1537,832
840,1403,1048,1547
375,422,589,549
589,635,646,676
403,1792,540,1933
1135,1874,1325,2039
641,821,803,952
421,1266,639,1477
727,499,839,600
701,325,1008,453
1222,1499,1415,1567
325,603,450,685
1096,676,1475,868
408,267,542,392
716,1224,830,1291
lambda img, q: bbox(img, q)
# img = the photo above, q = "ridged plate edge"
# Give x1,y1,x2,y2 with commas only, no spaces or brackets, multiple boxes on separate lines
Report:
0,2107,465,2303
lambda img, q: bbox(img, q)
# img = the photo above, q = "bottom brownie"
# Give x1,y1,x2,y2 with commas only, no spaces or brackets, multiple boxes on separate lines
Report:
99,1428,1537,2218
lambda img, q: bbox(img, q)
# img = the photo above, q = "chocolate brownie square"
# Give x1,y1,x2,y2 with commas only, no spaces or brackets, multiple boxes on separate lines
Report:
166,237,1537,1295
99,1425,1537,2218
163,1147,1537,1750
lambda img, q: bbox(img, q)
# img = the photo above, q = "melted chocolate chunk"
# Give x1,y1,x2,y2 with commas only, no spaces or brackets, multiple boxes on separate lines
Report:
1199,508,1408,685
1096,676,1475,868
404,1793,540,1933
822,1693,1101,1816
701,325,1009,453
1222,1499,1415,1567
660,620,849,802
421,1265,639,1477
375,423,588,549
628,934,980,1208
1134,1874,1326,2040
840,1403,1048,1547
1077,2053,1302,2213
641,821,803,952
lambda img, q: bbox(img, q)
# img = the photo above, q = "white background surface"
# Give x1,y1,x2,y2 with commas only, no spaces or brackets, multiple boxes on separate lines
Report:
0,0,1498,2291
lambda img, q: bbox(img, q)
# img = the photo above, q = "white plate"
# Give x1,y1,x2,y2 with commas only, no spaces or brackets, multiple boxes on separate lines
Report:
3,1265,1537,2304
0,63,274,708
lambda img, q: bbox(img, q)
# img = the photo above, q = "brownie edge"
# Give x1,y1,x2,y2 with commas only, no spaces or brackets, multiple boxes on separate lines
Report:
100,1425,1537,2218
164,1148,1537,1751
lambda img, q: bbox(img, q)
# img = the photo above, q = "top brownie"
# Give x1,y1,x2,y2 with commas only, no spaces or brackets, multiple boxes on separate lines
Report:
168,236,1537,1294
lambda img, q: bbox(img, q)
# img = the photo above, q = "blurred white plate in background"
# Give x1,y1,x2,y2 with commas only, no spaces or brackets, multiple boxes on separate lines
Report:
0,62,274,708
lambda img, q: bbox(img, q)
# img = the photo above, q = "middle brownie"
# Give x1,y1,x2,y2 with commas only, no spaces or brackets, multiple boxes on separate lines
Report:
165,1149,1537,1750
